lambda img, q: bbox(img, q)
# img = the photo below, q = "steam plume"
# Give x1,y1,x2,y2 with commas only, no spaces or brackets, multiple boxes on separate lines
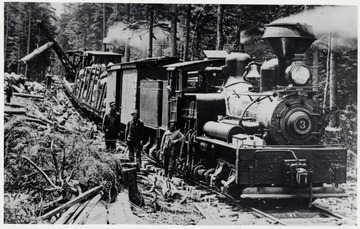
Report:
103,22,169,51
274,6,357,37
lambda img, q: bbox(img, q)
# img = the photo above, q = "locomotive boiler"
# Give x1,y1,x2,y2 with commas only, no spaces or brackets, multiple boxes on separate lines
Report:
137,22,347,200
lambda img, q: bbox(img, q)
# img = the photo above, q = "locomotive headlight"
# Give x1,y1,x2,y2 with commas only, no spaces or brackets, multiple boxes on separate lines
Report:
285,64,311,86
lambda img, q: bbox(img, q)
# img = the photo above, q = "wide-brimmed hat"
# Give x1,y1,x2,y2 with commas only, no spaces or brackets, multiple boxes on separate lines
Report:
109,101,115,106
131,109,139,115
168,120,177,127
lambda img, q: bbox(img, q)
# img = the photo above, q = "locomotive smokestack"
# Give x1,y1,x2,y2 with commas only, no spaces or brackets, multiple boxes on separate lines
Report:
240,43,245,53
262,22,316,86
102,41,108,52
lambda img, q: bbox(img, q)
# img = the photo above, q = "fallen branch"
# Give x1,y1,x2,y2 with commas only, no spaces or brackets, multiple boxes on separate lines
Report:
13,92,44,99
21,155,60,189
22,117,48,126
27,114,53,125
38,185,103,221
43,196,64,209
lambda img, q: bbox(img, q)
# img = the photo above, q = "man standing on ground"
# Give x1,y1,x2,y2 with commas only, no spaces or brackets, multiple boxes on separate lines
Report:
125,110,144,169
160,120,184,179
102,102,120,151
5,81,13,103
46,66,52,89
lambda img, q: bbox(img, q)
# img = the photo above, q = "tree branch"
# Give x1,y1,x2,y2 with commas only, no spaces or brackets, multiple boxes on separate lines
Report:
21,155,60,189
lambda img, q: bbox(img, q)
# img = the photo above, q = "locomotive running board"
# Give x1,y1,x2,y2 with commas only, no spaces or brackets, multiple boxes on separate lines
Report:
240,187,347,199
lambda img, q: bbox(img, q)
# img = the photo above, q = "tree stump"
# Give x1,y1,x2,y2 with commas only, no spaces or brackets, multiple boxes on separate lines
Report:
121,164,144,206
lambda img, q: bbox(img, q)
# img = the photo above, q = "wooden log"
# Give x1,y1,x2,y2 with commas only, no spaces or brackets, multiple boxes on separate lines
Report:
20,41,54,64
66,199,91,224
38,185,103,221
54,203,81,224
4,108,27,114
11,84,23,93
13,92,44,99
5,102,26,108
73,192,102,224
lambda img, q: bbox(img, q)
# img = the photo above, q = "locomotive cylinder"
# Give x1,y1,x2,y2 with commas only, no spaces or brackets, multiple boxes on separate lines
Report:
203,121,243,143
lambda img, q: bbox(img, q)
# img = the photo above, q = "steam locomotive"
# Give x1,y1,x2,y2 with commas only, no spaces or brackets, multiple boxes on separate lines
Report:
56,21,347,200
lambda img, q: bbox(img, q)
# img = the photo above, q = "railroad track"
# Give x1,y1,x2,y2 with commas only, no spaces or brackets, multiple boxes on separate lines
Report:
137,150,356,226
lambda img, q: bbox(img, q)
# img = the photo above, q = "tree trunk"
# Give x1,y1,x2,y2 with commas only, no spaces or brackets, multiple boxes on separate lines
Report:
216,5,224,50
183,4,191,61
5,4,9,60
191,9,203,60
102,3,106,51
25,5,32,79
329,50,338,127
148,10,154,58
125,4,131,62
234,10,242,52
171,4,178,57
323,33,331,110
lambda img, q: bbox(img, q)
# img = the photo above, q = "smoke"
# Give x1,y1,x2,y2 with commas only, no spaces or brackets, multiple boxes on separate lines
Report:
103,22,170,52
273,6,357,39
240,31,250,43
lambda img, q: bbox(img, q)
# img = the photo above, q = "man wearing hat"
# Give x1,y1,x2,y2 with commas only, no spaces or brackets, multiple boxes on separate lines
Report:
159,120,184,179
125,109,144,168
102,102,120,151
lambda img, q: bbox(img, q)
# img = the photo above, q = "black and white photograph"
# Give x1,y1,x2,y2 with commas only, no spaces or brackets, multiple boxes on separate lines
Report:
2,0,358,226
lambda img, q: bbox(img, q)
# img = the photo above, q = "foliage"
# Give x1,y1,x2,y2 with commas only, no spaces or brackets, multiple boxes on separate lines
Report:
4,2,57,81
4,116,123,222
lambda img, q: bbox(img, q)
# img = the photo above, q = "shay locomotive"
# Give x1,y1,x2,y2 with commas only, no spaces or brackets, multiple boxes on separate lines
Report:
43,20,347,200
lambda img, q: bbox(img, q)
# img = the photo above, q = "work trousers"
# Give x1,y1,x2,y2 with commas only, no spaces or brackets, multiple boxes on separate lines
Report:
163,147,177,179
105,133,117,152
127,141,142,168
105,139,116,151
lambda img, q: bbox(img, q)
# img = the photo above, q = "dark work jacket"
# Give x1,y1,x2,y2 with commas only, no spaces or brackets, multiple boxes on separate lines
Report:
103,111,120,139
125,119,144,143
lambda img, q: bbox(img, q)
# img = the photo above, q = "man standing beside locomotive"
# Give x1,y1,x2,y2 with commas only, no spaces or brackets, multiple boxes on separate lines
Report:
102,102,120,151
125,110,144,169
160,120,184,179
